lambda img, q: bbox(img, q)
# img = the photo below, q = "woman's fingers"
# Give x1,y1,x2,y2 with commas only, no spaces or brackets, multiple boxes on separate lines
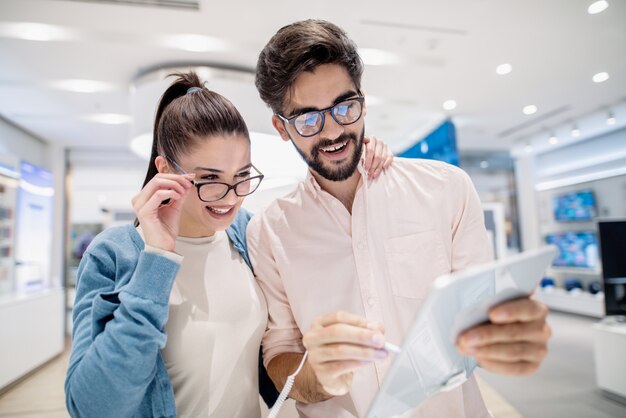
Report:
138,189,184,216
132,174,194,210
362,136,394,179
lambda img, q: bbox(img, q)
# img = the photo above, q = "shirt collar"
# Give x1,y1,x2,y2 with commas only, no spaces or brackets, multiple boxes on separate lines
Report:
304,170,321,198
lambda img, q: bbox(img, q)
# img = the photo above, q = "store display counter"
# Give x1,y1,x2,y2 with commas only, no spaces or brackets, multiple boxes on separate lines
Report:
0,288,64,391
593,318,626,404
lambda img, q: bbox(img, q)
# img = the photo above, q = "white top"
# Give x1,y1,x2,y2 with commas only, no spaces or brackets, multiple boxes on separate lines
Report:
158,231,267,418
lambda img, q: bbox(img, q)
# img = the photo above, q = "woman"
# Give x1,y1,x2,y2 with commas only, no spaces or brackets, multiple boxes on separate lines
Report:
65,71,392,418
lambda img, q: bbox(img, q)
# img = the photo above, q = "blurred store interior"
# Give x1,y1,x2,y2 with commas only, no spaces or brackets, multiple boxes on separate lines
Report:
1,1,626,417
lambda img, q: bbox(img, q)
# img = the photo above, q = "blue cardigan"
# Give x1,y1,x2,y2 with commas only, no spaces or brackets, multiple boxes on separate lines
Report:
65,209,277,418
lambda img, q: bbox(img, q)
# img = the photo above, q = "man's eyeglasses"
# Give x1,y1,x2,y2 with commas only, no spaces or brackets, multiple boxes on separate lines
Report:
277,96,365,138
165,157,264,202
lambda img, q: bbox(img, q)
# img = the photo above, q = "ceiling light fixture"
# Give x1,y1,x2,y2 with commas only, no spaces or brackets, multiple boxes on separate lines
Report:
160,34,230,52
588,1,609,15
549,134,559,145
606,112,616,125
50,79,115,93
0,22,76,42
442,100,457,111
480,160,489,169
496,63,512,75
359,48,402,66
592,72,610,83
523,105,538,115
524,142,533,153
84,113,132,125
571,125,581,137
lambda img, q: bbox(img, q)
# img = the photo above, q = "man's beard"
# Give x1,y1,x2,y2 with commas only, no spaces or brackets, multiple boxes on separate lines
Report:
290,127,364,182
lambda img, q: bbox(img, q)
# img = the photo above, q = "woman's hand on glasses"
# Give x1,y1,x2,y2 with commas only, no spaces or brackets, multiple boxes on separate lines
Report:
363,136,394,180
131,172,195,252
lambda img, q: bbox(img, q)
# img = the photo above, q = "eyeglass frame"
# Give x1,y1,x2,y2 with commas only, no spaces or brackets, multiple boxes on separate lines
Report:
276,95,365,138
164,156,264,202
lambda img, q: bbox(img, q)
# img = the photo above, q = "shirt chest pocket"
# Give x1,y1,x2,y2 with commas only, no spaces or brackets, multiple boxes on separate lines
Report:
383,230,451,299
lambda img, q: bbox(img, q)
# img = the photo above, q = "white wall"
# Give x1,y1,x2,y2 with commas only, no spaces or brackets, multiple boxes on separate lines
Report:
0,116,49,169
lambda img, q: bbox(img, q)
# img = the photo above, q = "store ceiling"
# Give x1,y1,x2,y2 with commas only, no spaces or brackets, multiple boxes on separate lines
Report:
0,0,625,158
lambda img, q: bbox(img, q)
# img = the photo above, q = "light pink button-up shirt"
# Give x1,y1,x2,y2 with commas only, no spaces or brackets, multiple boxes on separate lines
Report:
247,158,492,418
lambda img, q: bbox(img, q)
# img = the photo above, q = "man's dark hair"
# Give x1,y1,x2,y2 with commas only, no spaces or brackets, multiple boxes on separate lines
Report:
255,19,363,115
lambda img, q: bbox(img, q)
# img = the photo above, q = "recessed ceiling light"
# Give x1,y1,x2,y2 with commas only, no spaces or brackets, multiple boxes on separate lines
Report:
524,143,533,153
549,135,559,144
592,72,610,83
496,63,512,75
442,100,457,110
571,127,581,137
50,79,115,93
0,22,76,42
359,48,402,66
588,1,609,15
85,113,131,125
160,34,230,52
523,105,538,115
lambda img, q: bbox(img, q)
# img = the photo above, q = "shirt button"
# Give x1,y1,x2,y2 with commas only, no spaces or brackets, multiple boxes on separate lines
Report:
357,242,366,250
367,297,376,307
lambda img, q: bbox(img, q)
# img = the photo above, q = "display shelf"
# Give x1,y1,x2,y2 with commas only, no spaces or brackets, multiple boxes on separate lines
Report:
547,267,601,276
539,222,596,235
534,287,604,318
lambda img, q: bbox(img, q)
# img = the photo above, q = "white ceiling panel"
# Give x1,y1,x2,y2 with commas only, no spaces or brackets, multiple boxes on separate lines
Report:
0,0,623,157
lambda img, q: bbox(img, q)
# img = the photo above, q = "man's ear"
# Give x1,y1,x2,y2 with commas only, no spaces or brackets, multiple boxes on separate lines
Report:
154,155,169,173
361,91,367,118
272,115,292,142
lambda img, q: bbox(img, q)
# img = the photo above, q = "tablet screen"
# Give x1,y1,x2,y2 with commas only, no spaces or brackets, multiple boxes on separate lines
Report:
366,246,557,418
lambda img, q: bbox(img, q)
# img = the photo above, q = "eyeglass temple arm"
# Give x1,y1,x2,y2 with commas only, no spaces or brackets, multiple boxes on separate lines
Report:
164,156,188,176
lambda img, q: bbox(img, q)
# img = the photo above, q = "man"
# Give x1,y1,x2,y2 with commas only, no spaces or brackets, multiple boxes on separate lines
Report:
248,19,551,417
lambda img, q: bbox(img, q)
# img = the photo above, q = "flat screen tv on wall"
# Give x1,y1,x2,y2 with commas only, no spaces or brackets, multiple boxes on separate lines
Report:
553,190,597,222
545,231,599,269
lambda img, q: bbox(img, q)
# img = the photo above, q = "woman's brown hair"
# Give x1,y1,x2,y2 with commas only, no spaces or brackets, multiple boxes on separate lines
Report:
135,71,249,225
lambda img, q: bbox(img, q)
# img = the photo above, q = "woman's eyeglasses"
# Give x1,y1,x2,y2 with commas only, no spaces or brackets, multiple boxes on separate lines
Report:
165,157,264,203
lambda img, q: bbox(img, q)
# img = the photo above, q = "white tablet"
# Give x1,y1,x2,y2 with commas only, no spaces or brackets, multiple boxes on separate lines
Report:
365,246,557,418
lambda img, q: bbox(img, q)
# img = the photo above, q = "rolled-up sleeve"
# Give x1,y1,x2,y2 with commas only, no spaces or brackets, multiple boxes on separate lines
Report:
247,214,305,368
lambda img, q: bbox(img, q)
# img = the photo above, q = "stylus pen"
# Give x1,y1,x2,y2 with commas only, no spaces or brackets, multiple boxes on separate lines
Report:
383,342,401,354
